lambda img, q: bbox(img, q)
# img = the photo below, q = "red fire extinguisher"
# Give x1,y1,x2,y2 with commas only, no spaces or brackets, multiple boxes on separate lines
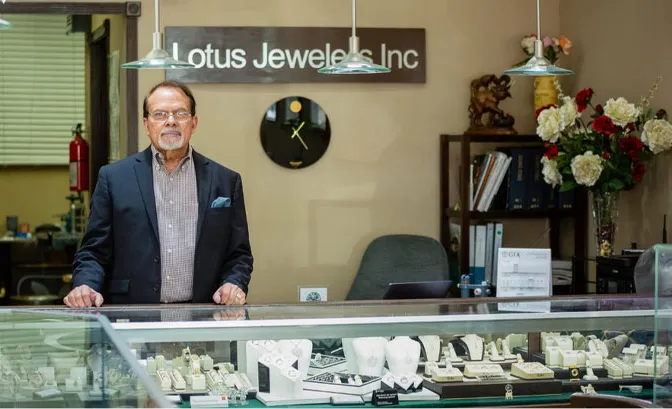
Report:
69,123,89,192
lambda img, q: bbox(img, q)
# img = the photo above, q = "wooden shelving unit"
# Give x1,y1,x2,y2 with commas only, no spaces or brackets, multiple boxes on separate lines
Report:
439,133,588,294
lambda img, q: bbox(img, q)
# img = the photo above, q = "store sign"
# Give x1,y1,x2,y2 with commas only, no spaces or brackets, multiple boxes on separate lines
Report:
164,26,425,83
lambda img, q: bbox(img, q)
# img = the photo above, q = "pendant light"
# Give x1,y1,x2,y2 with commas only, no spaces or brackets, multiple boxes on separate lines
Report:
318,0,390,74
121,0,194,69
504,0,573,76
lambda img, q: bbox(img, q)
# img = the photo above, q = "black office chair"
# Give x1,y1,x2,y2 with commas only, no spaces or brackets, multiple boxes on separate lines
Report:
346,234,450,300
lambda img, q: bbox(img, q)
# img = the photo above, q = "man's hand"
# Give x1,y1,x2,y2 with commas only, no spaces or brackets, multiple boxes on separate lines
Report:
63,285,104,308
213,283,246,305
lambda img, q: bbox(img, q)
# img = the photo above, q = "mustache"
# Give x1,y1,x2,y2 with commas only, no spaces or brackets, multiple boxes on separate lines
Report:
161,128,182,136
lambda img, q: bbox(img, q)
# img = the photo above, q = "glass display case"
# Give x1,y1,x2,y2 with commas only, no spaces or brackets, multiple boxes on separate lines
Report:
0,309,171,408
35,295,666,407
652,244,672,407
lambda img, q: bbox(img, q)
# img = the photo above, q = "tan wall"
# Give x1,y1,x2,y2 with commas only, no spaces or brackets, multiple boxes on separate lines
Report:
131,0,560,303
560,0,672,288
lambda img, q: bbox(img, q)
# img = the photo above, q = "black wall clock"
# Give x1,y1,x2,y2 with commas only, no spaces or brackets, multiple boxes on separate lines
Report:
260,96,331,169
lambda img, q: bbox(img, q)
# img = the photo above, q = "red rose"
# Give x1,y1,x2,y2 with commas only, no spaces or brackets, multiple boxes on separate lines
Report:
535,104,557,120
575,88,594,112
595,104,604,114
619,136,643,160
633,161,646,182
602,151,611,160
544,144,559,159
592,115,617,135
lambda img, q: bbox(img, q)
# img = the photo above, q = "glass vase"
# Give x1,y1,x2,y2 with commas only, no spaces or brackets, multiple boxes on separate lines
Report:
534,75,558,110
592,191,619,257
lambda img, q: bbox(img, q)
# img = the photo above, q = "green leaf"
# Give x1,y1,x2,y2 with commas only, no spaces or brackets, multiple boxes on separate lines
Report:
607,179,625,191
559,180,577,192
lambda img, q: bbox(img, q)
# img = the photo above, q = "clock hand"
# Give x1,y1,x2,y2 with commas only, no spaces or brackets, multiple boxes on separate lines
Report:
291,121,305,135
291,121,309,150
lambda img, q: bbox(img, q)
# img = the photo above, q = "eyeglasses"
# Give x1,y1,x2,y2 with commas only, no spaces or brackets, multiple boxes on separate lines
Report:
149,110,192,122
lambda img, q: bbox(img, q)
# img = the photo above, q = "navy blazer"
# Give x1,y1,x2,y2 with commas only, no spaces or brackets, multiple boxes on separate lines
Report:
72,146,253,304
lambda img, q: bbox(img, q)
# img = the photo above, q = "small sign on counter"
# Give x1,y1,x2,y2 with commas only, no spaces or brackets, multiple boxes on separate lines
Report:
495,248,552,313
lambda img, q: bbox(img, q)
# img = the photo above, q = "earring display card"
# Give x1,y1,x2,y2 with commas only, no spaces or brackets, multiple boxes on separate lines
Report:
303,372,381,396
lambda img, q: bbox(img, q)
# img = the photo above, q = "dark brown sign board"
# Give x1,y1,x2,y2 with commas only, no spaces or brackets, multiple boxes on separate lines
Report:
164,26,425,83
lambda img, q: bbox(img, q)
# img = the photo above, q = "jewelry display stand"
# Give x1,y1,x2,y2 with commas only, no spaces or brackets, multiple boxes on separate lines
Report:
308,353,347,376
418,336,441,362
277,339,313,379
385,336,420,376
238,340,278,388
383,336,423,394
443,343,463,364
341,338,359,374
257,352,302,396
511,361,555,380
583,361,598,381
487,342,505,362
454,335,484,361
352,337,387,377
381,371,424,394
499,339,517,361
304,372,381,396
426,360,463,383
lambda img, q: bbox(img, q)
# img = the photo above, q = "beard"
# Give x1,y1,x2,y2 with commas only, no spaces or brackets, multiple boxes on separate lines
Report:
158,129,185,151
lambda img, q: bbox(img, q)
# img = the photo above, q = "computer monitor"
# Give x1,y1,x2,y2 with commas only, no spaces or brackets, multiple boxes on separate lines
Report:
382,280,453,300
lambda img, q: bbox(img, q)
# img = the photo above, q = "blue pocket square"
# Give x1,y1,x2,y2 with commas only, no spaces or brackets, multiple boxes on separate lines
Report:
211,197,231,208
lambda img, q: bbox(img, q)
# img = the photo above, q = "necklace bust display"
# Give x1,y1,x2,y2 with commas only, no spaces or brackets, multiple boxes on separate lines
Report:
457,334,484,361
352,337,388,377
418,335,441,362
385,336,420,376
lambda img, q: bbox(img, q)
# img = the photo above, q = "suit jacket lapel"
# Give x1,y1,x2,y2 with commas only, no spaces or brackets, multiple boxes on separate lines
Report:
193,151,212,246
134,147,160,244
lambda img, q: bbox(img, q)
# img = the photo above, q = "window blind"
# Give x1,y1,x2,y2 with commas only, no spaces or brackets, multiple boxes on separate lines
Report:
0,14,86,165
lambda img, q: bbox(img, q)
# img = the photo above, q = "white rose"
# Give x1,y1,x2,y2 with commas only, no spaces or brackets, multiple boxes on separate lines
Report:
558,96,580,130
521,36,536,54
536,106,562,143
603,97,640,127
641,119,672,154
541,156,563,187
571,151,603,187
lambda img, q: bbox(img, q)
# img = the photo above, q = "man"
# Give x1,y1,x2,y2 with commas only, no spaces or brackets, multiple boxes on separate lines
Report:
64,80,253,307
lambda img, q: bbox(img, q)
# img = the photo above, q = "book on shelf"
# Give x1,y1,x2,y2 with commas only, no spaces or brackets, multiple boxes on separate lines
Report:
466,147,575,212
451,221,503,284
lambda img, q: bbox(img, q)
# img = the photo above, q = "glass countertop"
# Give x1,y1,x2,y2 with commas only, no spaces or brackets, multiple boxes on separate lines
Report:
18,295,661,343
25,295,657,323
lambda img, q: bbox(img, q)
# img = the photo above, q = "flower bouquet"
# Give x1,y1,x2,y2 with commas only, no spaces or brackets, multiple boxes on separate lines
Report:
514,34,573,68
515,34,573,110
536,77,672,256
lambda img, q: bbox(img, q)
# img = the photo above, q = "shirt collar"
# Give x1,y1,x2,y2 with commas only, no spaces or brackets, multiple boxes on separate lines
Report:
151,144,193,170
